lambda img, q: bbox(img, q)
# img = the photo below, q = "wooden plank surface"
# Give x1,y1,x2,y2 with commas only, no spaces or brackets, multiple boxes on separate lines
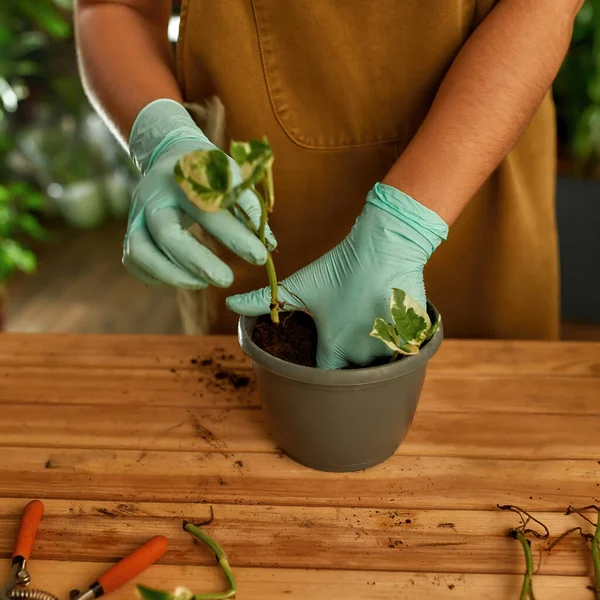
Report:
1,334,599,599
2,368,600,416
1,448,597,511
0,499,596,576
0,561,593,600
2,404,600,460
1,334,599,375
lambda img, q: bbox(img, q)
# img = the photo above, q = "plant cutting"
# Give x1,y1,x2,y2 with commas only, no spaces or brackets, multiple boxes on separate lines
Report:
175,138,281,324
497,505,550,600
175,138,322,367
137,517,236,600
548,505,600,599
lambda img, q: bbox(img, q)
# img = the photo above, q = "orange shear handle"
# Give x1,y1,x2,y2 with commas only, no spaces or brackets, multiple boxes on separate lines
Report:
13,500,44,560
97,535,168,594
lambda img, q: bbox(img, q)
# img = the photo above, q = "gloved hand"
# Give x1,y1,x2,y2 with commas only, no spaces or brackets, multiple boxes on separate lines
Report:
125,99,275,289
226,183,448,369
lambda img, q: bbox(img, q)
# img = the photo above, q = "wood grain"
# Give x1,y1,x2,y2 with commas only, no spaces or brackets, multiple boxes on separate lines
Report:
1,448,597,511
1,334,599,375
0,499,596,576
2,404,600,460
2,333,600,598
0,561,593,600
2,368,600,417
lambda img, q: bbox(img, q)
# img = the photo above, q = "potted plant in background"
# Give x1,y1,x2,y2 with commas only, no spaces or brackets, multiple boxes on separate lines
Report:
1,0,137,232
0,182,46,330
553,0,600,330
175,140,444,473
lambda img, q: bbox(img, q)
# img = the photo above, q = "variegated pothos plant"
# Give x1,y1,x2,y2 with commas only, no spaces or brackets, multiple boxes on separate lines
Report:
174,138,280,323
370,289,440,358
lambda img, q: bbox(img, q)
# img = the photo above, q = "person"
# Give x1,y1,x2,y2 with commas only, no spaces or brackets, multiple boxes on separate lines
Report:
75,0,583,369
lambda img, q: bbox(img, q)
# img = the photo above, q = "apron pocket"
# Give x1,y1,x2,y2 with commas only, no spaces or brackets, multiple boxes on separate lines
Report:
252,0,475,149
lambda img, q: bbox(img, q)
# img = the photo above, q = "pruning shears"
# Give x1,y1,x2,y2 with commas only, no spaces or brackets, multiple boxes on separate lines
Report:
1,500,168,600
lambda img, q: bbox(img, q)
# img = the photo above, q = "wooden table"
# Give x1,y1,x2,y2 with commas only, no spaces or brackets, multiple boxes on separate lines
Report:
1,335,599,599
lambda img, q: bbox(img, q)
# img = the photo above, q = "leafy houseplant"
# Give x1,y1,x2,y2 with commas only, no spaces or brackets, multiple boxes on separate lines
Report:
0,182,46,329
176,140,437,364
554,0,600,176
175,140,444,472
175,139,281,323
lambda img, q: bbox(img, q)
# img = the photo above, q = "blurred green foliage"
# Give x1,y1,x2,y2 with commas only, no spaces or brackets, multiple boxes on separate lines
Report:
554,0,600,175
0,0,136,283
0,182,46,281
0,0,73,282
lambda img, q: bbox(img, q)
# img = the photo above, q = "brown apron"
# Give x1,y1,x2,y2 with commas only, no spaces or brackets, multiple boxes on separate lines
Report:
176,0,560,340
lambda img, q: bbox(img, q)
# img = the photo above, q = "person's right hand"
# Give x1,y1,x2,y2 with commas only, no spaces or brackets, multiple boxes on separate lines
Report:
124,99,276,289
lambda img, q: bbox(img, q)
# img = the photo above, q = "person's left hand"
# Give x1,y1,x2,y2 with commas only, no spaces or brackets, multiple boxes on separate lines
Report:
226,183,448,369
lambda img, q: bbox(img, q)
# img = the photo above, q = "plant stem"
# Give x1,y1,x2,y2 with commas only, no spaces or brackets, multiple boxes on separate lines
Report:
512,530,535,600
253,187,268,247
253,186,279,324
565,505,600,599
265,253,279,324
592,515,600,600
183,522,236,600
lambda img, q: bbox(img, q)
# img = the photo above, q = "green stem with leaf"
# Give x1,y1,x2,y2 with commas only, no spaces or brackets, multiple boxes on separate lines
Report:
511,530,535,600
497,505,549,600
252,186,279,324
184,522,236,599
136,517,236,600
175,139,280,324
555,506,600,599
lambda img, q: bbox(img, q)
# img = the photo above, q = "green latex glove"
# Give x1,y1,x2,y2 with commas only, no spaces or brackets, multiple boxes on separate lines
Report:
125,99,275,288
227,183,448,369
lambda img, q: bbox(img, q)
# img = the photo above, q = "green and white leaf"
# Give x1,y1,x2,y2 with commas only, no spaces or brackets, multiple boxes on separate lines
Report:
397,342,420,355
136,586,193,600
389,288,431,345
136,585,175,600
369,318,402,352
174,149,232,212
230,138,275,209
426,313,441,340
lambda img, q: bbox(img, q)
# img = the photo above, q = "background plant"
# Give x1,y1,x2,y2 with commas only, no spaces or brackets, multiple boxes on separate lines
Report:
555,0,600,176
0,181,46,282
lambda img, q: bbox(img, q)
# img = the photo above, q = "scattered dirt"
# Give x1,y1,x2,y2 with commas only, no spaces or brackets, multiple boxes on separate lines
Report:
215,370,251,389
188,412,227,449
251,311,317,367
191,352,253,394
234,460,244,468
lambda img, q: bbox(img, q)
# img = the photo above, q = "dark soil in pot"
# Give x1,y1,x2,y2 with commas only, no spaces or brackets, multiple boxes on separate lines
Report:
251,306,436,370
251,311,317,367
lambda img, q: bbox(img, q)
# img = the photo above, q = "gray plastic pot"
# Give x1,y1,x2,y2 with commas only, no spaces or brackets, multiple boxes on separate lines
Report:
238,303,443,472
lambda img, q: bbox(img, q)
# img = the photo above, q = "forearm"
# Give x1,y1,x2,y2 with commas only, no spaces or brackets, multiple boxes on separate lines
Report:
74,0,181,147
383,0,584,225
